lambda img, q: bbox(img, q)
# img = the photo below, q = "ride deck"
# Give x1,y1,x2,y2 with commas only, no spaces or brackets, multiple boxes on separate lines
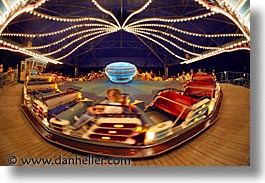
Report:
0,83,249,166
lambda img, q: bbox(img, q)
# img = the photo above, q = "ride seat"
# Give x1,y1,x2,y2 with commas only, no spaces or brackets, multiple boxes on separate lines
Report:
185,82,216,97
46,92,77,110
192,74,216,83
153,91,198,120
54,101,92,125
45,93,78,116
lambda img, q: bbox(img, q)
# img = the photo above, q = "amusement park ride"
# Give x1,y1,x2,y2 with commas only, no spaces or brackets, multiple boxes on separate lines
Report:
2,0,251,158
20,59,223,158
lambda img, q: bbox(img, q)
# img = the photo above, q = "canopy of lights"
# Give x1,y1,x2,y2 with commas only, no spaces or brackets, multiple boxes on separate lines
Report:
0,0,250,67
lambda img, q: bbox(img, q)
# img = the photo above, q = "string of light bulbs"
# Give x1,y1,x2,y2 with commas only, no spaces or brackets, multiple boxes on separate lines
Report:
181,46,250,64
25,27,112,50
54,30,118,61
124,11,216,28
130,23,244,38
122,0,153,28
217,0,250,29
0,0,250,65
130,27,220,50
194,0,250,41
180,39,250,64
28,10,118,28
43,28,116,56
0,0,48,33
0,39,62,64
125,28,187,61
127,28,201,56
0,23,113,38
92,0,121,28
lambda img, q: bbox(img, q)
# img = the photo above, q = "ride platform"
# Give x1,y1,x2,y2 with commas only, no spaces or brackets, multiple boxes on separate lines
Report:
0,81,249,166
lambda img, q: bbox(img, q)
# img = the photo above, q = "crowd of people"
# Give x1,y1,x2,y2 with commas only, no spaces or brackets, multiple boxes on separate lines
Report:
45,68,207,83
49,70,106,82
138,68,206,83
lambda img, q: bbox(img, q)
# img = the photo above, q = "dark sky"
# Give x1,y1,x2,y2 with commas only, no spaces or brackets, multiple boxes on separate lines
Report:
168,50,250,76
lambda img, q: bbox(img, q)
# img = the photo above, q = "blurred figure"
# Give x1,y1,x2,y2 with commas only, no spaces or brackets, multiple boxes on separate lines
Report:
190,69,194,76
181,71,187,82
150,70,154,78
186,69,194,82
197,68,205,74
73,89,123,128
7,67,13,73
0,64,3,73
176,73,182,81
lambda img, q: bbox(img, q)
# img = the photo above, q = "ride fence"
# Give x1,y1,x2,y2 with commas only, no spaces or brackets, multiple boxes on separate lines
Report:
215,71,250,88
0,69,19,92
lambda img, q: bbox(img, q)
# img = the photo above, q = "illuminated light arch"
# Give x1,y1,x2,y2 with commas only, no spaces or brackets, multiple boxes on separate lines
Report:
131,27,219,51
210,6,250,41
129,28,201,56
122,0,153,28
54,30,118,61
92,0,121,28
125,28,187,61
0,0,48,33
181,46,250,64
0,0,250,65
0,41,62,64
28,10,119,28
124,12,216,28
180,40,250,64
130,24,244,38
43,28,116,56
194,0,250,41
1,24,113,38
24,27,112,50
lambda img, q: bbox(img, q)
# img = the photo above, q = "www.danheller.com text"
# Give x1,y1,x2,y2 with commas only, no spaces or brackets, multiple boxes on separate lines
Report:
7,155,131,166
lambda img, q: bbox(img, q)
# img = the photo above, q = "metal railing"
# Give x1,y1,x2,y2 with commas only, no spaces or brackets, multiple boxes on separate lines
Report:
215,71,250,88
0,69,19,91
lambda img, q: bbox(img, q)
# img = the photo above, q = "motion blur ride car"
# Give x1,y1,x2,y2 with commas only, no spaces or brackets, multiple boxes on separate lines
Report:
21,72,222,158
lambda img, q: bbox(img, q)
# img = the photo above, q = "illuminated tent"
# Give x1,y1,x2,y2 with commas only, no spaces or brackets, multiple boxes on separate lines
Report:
0,0,250,74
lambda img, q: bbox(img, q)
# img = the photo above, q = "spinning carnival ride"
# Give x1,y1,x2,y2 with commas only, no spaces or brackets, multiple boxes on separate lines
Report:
1,0,249,158
21,73,222,158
